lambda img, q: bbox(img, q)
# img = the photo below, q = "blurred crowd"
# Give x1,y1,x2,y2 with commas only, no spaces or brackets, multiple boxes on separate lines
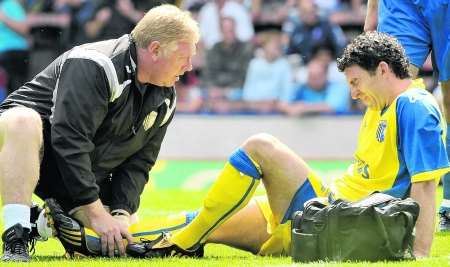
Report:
0,0,438,115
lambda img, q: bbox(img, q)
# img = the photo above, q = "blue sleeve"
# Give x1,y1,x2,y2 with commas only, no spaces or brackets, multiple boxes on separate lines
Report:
324,82,350,112
397,93,449,177
2,1,26,21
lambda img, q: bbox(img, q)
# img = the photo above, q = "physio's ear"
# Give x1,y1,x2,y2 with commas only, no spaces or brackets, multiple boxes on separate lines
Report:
148,41,162,60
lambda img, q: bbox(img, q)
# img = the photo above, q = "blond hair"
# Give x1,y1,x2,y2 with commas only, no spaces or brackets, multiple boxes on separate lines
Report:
131,4,200,55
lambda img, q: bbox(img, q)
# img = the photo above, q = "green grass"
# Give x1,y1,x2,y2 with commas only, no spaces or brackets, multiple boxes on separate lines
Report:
1,160,449,266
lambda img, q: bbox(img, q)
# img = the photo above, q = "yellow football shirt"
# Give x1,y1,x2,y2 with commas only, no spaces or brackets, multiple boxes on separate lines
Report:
333,79,450,201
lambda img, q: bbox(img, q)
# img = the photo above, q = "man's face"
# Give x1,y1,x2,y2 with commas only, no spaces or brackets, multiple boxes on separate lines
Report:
263,38,282,62
344,65,385,110
221,18,236,45
156,41,196,87
307,60,327,91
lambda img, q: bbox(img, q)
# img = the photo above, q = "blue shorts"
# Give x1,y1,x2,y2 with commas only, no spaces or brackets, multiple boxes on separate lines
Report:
281,179,318,223
378,0,450,81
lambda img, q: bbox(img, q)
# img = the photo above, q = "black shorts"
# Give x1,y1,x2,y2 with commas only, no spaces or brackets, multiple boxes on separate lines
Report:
34,120,113,212
0,107,112,212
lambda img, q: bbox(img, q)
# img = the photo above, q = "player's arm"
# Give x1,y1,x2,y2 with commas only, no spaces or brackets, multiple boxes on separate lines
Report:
51,56,132,256
397,92,450,257
410,180,436,258
364,0,378,31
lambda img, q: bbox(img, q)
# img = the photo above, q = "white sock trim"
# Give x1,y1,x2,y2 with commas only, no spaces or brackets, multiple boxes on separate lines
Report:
3,204,31,230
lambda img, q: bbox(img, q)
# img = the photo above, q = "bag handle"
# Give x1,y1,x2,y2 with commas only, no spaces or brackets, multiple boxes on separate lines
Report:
351,193,397,207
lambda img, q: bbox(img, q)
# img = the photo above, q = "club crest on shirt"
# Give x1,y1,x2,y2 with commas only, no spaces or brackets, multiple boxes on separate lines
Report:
376,120,387,142
143,111,158,131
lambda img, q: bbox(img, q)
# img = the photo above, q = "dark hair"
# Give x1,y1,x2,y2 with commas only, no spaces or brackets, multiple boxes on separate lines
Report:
337,31,410,79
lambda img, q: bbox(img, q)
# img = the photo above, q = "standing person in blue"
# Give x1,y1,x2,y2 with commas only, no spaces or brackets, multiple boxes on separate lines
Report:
0,4,199,262
365,0,450,232
0,0,29,96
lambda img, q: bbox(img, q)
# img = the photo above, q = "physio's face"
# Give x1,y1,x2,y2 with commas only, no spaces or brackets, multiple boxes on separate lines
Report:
344,65,385,110
158,41,196,87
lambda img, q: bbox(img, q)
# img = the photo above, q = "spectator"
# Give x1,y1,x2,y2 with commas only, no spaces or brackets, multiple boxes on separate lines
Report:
0,0,29,95
279,58,350,115
286,0,346,64
329,0,366,27
294,45,346,84
242,30,293,113
84,0,144,42
25,0,72,78
175,78,204,113
250,0,294,31
198,0,254,49
202,16,253,113
58,0,98,48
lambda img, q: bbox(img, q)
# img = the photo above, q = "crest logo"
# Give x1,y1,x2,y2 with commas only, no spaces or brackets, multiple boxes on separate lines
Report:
376,120,387,142
143,111,158,131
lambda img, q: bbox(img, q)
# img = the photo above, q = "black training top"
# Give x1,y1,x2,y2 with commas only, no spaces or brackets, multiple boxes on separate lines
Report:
0,34,176,214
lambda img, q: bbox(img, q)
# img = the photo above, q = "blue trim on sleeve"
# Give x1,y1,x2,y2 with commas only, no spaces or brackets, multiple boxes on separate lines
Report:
396,90,449,177
229,148,262,179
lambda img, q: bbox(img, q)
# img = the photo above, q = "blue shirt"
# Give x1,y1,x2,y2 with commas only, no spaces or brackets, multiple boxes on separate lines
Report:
290,82,350,112
0,0,28,53
242,57,293,101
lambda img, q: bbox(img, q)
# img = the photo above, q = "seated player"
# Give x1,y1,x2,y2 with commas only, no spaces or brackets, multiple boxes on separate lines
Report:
40,32,448,259
125,32,448,259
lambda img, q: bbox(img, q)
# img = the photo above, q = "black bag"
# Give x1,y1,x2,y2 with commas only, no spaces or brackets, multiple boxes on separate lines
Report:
291,193,419,262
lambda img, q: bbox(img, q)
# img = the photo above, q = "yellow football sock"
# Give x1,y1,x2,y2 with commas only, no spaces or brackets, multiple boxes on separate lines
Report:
171,148,262,250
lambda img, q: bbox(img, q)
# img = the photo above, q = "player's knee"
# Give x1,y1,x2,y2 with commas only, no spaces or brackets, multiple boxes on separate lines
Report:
243,133,280,158
1,107,42,141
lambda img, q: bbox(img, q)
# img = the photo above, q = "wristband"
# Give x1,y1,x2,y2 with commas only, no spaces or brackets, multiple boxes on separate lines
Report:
110,209,130,217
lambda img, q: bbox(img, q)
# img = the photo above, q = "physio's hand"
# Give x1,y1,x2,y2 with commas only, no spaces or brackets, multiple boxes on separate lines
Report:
81,200,133,257
112,214,131,228
89,211,133,257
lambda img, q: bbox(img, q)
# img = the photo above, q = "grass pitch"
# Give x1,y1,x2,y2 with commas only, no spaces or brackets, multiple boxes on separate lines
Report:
1,160,449,266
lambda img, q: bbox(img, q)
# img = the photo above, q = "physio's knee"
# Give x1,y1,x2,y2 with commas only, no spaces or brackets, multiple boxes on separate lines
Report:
0,107,42,144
